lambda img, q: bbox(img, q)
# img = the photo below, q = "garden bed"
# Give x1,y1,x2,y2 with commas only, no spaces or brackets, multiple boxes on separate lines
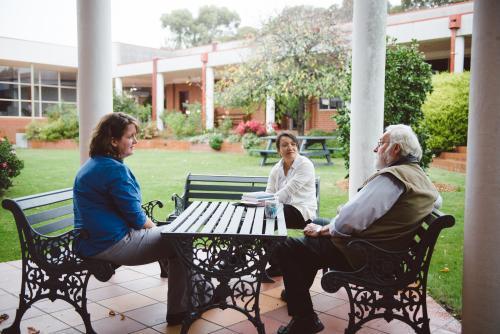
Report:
28,138,245,153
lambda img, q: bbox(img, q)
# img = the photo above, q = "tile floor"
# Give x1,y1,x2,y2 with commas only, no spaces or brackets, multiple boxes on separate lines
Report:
0,260,461,334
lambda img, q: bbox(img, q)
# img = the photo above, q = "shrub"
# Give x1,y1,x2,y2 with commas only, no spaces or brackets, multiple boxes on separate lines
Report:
241,133,262,150
218,116,234,136
421,72,470,155
335,39,433,170
226,134,242,143
25,104,79,141
235,120,267,137
0,138,24,195
161,110,202,138
209,133,224,150
113,93,151,124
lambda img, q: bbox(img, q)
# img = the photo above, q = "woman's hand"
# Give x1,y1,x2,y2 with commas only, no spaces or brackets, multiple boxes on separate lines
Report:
143,218,156,229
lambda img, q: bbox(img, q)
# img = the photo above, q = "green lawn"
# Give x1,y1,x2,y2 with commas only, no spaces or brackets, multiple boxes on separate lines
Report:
0,148,464,317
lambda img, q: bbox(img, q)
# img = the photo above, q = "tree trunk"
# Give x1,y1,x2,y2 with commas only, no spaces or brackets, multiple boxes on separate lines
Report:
297,96,306,135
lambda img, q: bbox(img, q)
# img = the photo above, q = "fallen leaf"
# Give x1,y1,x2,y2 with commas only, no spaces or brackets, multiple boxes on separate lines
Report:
120,313,126,320
27,326,40,334
439,267,450,273
109,310,116,316
0,313,9,324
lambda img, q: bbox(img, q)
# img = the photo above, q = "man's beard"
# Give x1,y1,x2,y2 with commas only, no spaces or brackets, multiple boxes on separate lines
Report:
375,150,393,170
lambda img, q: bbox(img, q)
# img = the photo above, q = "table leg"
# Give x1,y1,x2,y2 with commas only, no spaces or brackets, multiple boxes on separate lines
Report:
170,236,278,334
322,141,333,165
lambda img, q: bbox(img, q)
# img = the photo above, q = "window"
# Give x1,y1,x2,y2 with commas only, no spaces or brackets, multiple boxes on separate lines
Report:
0,65,76,118
319,97,343,110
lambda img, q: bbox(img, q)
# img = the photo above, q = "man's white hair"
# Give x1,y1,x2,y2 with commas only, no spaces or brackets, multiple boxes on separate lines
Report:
386,124,422,161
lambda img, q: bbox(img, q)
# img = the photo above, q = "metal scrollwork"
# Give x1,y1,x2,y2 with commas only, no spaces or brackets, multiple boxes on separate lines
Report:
173,235,276,334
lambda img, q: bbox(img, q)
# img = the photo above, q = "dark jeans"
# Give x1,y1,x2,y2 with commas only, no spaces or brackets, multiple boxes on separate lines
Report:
274,236,352,317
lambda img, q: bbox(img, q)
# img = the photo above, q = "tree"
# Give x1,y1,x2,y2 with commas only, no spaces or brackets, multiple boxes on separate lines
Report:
216,6,350,135
161,6,240,48
335,39,434,171
400,0,463,10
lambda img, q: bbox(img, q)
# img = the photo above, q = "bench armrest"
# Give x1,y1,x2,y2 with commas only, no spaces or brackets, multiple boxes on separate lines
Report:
172,193,185,216
141,200,166,225
32,229,84,270
321,239,416,293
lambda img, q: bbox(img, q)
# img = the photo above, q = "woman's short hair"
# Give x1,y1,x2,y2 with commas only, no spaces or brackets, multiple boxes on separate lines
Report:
386,124,422,161
276,131,299,150
89,112,139,158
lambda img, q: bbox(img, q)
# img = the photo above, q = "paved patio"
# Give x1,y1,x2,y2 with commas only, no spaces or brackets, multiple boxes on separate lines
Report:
0,260,461,334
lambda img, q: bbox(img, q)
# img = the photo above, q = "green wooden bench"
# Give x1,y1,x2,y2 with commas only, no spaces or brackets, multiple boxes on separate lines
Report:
169,173,320,218
321,209,455,334
1,188,164,334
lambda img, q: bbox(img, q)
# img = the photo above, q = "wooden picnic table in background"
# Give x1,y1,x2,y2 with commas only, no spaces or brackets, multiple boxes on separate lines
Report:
253,135,339,166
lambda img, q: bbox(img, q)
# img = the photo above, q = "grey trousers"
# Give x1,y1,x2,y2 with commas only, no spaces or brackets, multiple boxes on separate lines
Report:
91,225,188,315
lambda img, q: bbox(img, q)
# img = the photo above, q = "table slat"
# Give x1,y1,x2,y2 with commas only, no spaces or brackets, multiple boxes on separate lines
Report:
180,202,218,233
226,206,245,234
264,218,275,235
239,207,255,235
251,207,265,235
163,201,202,232
200,202,229,234
213,204,236,233
276,207,287,236
171,202,209,233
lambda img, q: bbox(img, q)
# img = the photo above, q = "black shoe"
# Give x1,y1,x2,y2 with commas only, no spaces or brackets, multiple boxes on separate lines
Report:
266,265,283,277
277,314,324,334
166,311,187,326
260,271,275,283
280,289,287,302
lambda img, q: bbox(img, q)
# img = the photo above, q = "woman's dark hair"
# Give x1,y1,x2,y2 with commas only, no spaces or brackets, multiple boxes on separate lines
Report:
89,112,139,158
276,131,299,150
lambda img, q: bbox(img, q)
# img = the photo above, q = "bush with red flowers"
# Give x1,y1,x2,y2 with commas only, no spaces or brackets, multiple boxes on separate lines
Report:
0,138,24,195
234,120,267,137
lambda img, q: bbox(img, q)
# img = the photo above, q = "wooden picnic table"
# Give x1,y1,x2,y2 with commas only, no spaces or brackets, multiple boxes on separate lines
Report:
161,201,287,334
254,135,338,166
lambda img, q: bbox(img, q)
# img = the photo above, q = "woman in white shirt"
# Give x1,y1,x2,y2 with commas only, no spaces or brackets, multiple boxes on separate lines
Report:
265,132,318,278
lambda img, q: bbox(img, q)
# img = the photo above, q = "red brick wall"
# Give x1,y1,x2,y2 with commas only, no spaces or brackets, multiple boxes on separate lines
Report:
0,117,36,143
307,99,338,132
165,83,202,111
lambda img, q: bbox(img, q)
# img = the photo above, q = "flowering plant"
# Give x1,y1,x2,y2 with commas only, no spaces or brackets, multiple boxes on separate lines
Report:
234,120,267,137
0,138,24,195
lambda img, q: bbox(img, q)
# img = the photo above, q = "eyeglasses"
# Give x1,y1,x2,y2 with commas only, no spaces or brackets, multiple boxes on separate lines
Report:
376,140,390,148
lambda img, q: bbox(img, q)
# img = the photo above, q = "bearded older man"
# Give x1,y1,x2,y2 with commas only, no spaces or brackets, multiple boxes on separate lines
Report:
274,124,441,334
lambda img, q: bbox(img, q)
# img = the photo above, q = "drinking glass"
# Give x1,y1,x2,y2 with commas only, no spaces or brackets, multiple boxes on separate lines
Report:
264,199,278,219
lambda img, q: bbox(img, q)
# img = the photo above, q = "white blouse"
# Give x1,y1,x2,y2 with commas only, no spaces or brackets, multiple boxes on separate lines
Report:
265,154,317,221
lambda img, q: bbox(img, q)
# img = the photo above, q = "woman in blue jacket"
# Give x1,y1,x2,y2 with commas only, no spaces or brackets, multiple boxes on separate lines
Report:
73,112,187,325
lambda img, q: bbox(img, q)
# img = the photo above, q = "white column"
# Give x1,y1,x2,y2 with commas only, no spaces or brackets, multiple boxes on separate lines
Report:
266,96,276,132
77,0,112,164
462,1,500,332
205,66,214,130
114,77,123,96
454,35,465,73
348,0,387,198
156,73,164,130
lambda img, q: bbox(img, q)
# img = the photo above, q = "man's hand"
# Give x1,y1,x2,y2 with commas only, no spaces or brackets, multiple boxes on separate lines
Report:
303,223,324,238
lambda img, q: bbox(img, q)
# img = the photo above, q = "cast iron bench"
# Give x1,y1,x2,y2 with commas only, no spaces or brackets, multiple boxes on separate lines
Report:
321,209,455,334
169,173,320,218
1,188,165,334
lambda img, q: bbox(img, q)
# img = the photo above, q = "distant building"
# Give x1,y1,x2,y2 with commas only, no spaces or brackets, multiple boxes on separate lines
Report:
0,1,473,144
